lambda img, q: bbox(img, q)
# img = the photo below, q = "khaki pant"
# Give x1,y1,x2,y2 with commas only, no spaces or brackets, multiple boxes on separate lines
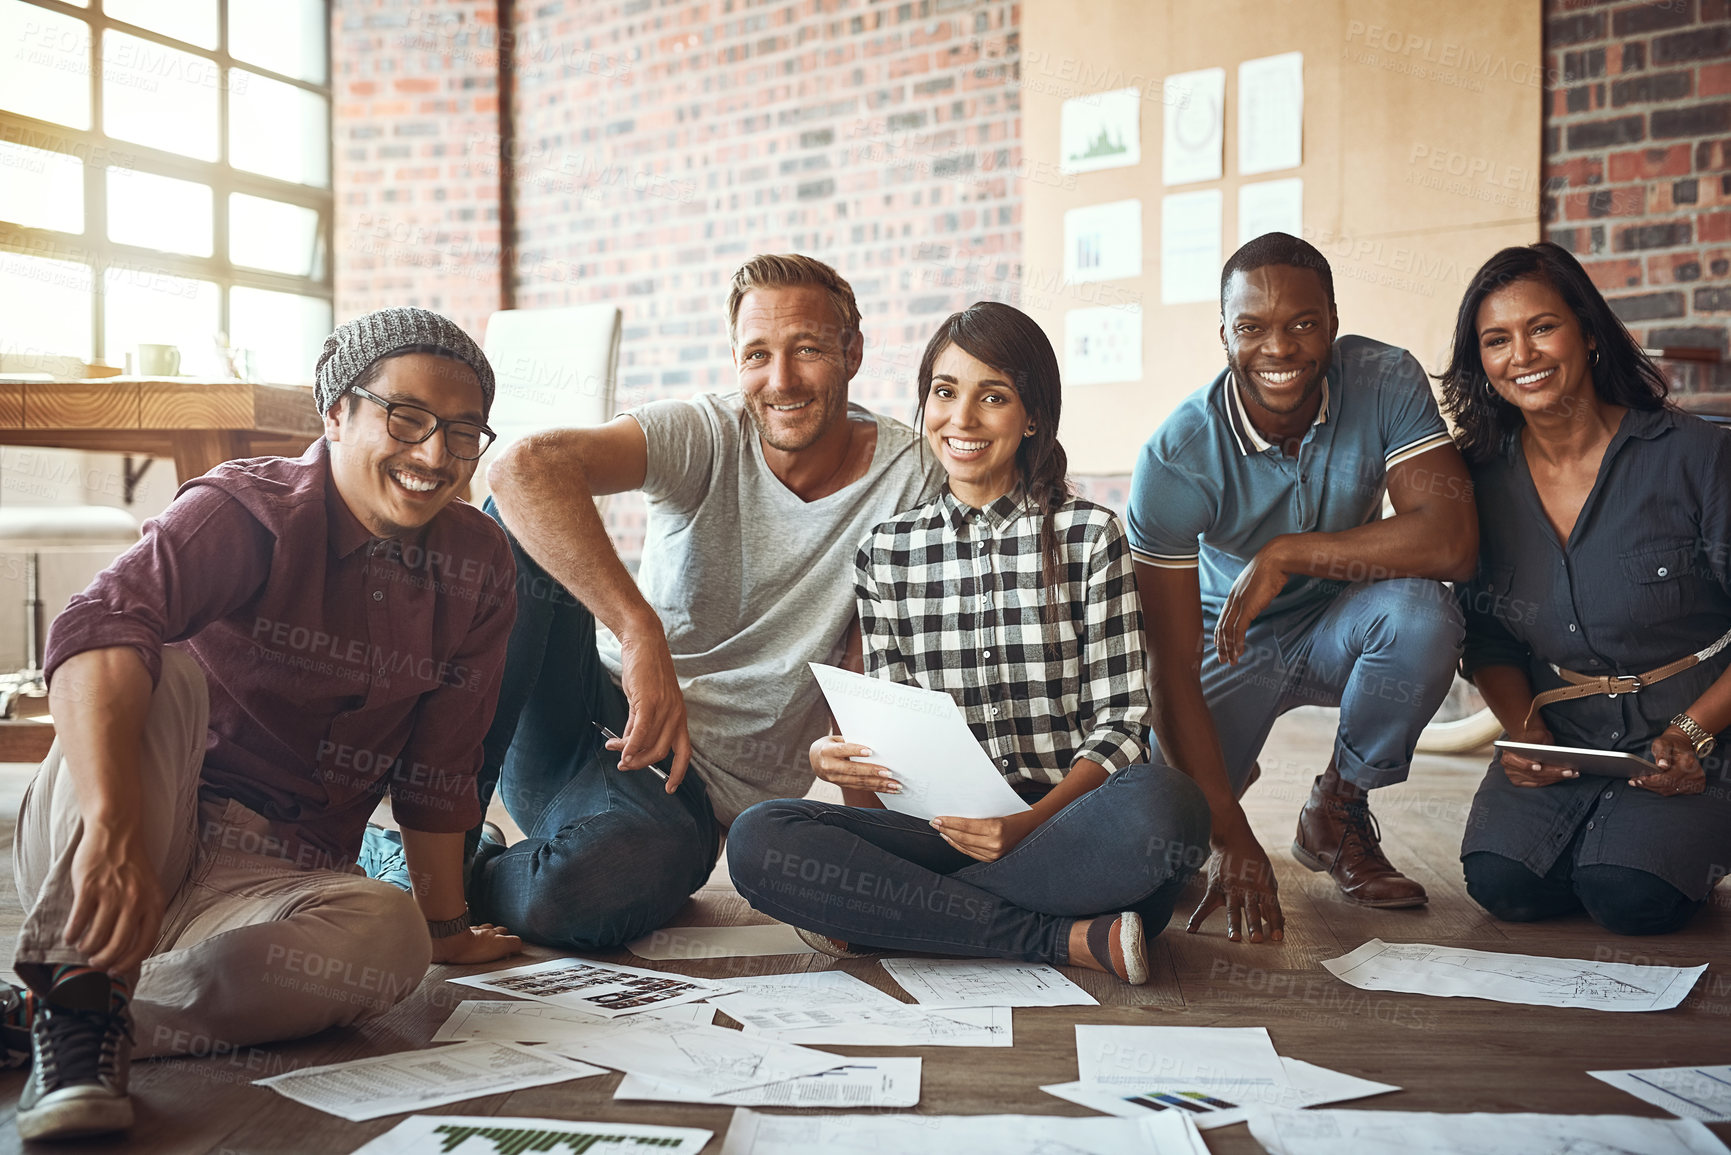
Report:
13,650,431,1059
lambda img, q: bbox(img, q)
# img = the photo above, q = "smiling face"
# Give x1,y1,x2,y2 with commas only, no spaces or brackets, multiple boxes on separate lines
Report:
1220,264,1339,420
322,351,484,539
923,342,1031,508
1473,275,1597,419
732,285,860,453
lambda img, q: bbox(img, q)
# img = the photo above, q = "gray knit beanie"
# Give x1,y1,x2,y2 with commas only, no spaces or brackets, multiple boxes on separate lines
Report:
314,307,495,417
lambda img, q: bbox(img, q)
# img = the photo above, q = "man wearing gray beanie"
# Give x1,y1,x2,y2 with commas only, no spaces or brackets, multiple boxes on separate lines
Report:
10,307,521,1141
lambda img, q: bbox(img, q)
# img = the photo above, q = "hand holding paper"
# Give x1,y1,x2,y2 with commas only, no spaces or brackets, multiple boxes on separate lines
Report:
808,663,1030,820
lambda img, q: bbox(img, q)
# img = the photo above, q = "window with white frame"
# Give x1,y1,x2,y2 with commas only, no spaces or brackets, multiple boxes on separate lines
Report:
0,0,332,384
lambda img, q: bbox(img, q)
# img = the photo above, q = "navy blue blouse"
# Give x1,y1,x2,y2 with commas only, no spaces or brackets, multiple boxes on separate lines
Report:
1456,406,1731,899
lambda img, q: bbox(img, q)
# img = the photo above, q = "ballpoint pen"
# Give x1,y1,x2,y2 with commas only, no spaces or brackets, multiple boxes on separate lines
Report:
592,721,671,780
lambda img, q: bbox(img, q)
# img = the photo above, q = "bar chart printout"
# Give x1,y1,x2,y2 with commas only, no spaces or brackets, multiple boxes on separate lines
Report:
350,1114,712,1155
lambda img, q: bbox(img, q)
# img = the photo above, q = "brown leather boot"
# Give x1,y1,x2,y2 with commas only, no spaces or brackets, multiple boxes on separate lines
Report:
1292,775,1428,908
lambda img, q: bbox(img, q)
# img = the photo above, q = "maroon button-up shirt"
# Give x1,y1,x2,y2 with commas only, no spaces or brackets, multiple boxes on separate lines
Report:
45,440,515,867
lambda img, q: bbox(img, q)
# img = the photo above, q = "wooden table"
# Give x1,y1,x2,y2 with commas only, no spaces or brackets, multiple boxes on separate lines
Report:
0,378,323,757
0,377,324,483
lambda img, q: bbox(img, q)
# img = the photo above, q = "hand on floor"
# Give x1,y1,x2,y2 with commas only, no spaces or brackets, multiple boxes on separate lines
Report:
430,923,523,965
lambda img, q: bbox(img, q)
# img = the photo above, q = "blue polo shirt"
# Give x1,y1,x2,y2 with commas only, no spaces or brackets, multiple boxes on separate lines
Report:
1127,334,1452,625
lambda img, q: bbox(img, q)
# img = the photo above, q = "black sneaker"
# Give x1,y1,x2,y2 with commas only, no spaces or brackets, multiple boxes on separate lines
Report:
0,981,35,1070
16,997,134,1140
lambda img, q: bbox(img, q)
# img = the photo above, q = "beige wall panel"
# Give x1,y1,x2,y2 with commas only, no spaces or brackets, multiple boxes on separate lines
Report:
1022,0,1541,475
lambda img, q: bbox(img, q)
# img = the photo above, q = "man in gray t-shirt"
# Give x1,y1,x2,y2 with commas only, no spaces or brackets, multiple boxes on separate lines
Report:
464,255,940,950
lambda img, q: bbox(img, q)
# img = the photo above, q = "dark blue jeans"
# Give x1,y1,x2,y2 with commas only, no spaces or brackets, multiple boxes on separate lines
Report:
728,764,1211,963
464,501,720,950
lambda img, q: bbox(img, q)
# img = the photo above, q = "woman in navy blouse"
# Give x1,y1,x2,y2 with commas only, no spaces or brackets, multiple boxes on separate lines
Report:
1441,242,1731,935
727,302,1210,983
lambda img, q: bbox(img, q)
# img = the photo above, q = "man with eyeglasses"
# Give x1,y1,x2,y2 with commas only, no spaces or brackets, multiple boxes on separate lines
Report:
9,308,521,1141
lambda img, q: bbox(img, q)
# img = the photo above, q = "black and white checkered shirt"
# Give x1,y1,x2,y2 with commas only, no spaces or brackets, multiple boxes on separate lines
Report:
854,489,1149,787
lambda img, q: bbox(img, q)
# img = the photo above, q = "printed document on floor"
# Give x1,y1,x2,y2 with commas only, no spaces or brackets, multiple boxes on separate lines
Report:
256,1041,604,1122
1322,939,1706,1012
348,1114,711,1154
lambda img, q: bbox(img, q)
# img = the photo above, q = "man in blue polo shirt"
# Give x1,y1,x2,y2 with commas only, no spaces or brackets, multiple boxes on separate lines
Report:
1129,233,1478,943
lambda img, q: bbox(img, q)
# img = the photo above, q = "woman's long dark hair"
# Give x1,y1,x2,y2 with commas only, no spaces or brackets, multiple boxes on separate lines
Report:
916,301,1072,615
1438,242,1669,464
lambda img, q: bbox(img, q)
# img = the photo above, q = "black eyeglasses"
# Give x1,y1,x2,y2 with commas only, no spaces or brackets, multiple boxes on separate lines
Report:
348,384,497,461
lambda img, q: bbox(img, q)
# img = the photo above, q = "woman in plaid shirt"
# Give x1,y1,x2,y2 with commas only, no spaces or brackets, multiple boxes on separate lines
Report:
728,302,1212,983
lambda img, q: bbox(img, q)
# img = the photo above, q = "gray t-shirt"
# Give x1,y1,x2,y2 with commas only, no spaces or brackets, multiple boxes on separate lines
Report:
597,391,941,822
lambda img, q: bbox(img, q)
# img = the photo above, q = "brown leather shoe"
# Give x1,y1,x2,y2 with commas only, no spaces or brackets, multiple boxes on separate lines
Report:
1292,775,1428,908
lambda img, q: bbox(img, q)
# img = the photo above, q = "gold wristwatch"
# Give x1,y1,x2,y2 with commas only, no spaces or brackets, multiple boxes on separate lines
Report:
1669,712,1717,759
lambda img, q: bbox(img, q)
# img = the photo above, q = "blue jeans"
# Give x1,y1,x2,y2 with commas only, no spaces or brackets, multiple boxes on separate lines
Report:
1160,578,1464,793
727,764,1211,963
465,501,720,950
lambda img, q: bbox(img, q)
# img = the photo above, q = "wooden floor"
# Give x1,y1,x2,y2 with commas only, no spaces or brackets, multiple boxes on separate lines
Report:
0,707,1726,1153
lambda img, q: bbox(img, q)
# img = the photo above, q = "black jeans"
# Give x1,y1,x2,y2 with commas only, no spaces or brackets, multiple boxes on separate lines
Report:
1463,820,1702,937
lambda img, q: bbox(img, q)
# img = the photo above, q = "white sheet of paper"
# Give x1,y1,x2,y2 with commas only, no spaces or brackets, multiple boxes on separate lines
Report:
717,970,903,1011
718,1108,1208,1155
881,957,1097,1007
729,1002,1012,1047
1076,1025,1287,1096
1246,1107,1730,1155
1238,51,1303,175
1065,199,1142,284
1044,1056,1398,1129
1322,938,1708,1012
1060,87,1141,175
432,1000,713,1044
809,663,1030,819
1162,67,1225,186
254,1041,604,1123
1160,189,1223,305
627,923,816,961
1065,303,1143,386
615,1057,921,1108
1238,178,1304,246
349,1114,712,1155
448,955,734,1017
1589,1065,1731,1122
542,1014,846,1096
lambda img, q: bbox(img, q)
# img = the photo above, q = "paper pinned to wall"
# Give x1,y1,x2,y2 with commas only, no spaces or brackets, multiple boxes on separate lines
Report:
1065,303,1143,386
1161,189,1223,305
1162,67,1225,186
1061,87,1142,175
1238,51,1304,175
1065,199,1143,284
1238,178,1304,245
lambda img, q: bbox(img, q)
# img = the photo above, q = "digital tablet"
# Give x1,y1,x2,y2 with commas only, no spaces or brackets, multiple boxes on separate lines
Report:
1492,740,1659,778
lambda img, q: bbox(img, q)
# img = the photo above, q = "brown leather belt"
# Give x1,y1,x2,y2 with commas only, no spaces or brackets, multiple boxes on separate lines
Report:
1524,625,1731,728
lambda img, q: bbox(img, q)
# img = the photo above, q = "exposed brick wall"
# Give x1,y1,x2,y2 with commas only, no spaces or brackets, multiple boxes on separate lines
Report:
1543,0,1731,388
332,0,504,338
505,0,1021,554
330,2,1727,539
